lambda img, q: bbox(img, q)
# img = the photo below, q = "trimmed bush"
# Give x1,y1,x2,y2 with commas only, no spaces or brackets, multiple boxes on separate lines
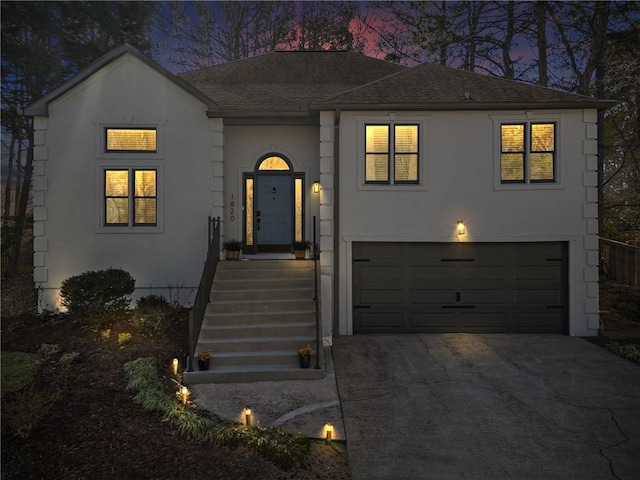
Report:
132,294,172,336
60,268,135,325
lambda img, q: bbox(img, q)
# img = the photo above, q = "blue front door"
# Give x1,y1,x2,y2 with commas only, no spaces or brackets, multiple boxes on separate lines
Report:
256,175,292,246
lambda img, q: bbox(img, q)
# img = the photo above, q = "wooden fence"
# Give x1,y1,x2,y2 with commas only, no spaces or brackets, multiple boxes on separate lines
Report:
600,238,640,287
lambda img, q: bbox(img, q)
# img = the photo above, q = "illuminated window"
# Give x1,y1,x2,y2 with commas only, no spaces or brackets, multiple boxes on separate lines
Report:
258,156,290,171
365,124,418,184
245,178,254,246
106,128,157,152
105,169,156,226
501,123,555,183
295,178,303,242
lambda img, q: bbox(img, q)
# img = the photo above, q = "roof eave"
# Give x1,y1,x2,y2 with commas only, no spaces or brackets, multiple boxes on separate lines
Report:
206,110,311,118
24,44,218,117
309,100,617,111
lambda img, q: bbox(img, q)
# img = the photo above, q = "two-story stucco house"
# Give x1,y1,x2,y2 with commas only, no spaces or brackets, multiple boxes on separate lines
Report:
26,44,613,357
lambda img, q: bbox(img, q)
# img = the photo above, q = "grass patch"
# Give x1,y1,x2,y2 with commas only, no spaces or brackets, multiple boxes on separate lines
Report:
606,342,640,364
0,351,38,397
124,357,310,468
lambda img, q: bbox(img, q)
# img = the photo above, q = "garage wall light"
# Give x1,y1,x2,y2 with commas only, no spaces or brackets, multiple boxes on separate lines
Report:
457,221,466,236
313,181,320,193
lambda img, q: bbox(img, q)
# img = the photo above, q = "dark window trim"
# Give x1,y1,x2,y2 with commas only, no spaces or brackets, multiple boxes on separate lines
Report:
104,168,157,227
500,122,556,184
365,124,390,184
104,127,158,153
365,123,420,185
393,123,420,185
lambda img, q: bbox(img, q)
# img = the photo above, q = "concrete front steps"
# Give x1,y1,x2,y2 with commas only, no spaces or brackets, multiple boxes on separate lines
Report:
184,259,324,384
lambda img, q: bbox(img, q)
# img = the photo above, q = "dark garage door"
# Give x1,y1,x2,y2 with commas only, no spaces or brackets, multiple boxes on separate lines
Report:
353,242,567,334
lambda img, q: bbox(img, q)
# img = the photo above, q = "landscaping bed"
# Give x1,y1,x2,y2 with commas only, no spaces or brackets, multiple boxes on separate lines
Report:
1,274,350,480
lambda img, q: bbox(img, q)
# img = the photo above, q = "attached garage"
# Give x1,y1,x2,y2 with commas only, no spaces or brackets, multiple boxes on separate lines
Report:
352,242,567,334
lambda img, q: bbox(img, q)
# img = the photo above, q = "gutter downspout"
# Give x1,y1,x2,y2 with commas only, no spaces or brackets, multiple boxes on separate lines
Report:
333,109,341,336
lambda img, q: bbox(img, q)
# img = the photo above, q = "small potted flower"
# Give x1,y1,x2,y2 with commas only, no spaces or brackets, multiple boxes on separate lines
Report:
223,239,242,260
197,350,211,371
298,343,312,368
293,241,310,260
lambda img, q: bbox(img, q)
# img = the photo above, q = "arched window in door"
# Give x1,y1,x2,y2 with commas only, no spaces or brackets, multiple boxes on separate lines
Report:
258,156,290,171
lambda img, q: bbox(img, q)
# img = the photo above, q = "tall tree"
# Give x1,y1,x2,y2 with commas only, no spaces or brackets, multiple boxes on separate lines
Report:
294,1,358,51
155,1,296,69
1,1,156,275
602,24,640,236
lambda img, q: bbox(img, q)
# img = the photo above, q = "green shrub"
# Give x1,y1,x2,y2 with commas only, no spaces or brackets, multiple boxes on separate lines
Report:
606,342,640,363
37,343,61,358
59,352,80,366
60,268,135,325
132,294,172,336
123,357,310,468
0,352,38,397
2,384,62,438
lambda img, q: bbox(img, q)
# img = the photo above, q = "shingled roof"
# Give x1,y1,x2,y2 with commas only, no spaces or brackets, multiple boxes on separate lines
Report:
179,50,406,114
25,44,614,118
312,61,615,110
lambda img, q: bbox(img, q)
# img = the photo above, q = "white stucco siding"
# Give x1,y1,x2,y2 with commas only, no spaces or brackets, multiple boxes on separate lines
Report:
336,110,598,336
34,54,214,310
223,125,320,244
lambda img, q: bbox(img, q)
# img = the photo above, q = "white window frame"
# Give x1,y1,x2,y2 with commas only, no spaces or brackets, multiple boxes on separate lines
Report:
356,114,428,191
492,113,565,191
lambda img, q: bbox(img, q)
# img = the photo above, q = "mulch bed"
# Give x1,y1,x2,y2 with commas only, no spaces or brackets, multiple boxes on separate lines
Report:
1,274,351,480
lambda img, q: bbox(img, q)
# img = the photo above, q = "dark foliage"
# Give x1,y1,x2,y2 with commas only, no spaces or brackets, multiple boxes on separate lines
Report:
59,268,135,324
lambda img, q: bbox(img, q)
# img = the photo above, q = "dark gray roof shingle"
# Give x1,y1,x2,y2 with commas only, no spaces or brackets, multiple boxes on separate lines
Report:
180,50,613,113
179,50,406,112
312,61,614,110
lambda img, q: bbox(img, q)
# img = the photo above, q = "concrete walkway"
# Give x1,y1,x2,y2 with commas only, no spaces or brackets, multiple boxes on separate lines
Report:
333,334,640,480
190,347,345,440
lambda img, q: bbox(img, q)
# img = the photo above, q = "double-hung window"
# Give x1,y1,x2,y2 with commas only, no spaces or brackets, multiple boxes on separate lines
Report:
105,169,157,226
365,124,419,184
501,123,556,183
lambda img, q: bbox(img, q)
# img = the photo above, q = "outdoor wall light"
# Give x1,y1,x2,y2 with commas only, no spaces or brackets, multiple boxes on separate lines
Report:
456,220,466,236
172,358,179,376
324,422,334,441
313,181,320,193
243,406,253,426
180,386,189,405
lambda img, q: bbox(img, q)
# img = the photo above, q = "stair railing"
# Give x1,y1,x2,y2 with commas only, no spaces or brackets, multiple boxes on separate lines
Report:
187,216,220,372
313,215,321,369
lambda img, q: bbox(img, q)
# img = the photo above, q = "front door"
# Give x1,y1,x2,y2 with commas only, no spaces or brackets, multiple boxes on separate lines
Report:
256,175,292,249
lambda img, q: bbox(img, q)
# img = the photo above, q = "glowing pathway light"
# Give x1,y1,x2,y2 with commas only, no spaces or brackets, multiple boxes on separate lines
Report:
243,406,253,426
172,358,179,376
324,422,334,441
180,386,189,405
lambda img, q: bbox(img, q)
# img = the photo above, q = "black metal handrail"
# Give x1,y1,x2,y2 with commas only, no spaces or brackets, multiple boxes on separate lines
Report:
187,216,220,372
313,215,321,369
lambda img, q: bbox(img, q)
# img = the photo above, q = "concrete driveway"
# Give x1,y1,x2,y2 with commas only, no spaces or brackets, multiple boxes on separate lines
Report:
333,334,640,480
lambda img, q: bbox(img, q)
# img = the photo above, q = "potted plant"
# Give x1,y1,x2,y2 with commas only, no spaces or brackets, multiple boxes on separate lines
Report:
197,350,211,371
223,239,242,260
293,241,310,260
298,343,312,368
